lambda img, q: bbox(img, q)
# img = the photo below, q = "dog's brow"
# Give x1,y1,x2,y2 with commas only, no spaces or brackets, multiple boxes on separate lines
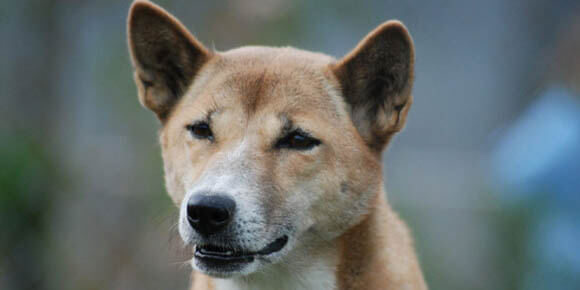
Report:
207,110,217,122
279,114,293,135
187,109,219,126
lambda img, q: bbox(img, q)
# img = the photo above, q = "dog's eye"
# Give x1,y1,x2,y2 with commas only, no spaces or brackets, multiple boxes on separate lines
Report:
186,122,214,141
276,130,321,150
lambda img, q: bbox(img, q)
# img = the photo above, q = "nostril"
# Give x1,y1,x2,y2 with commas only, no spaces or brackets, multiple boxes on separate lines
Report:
210,208,229,224
187,205,200,223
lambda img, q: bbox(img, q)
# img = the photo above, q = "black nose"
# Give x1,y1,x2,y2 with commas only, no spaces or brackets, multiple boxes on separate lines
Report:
187,195,236,236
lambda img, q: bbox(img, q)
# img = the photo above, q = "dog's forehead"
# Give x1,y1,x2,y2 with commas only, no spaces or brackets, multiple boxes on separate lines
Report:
221,46,336,65
174,46,345,123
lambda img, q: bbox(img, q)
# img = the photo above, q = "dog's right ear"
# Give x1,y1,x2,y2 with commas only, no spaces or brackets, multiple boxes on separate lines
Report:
128,1,210,121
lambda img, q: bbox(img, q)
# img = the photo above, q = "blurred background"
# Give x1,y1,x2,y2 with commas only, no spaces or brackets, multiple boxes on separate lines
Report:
1,0,580,289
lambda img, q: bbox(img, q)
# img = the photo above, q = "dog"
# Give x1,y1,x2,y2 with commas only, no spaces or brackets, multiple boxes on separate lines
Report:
127,1,426,289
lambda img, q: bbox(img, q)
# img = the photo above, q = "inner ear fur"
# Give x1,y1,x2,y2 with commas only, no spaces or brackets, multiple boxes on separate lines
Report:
127,0,211,121
331,21,415,151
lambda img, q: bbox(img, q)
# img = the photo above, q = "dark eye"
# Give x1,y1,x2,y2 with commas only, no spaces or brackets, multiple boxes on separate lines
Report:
276,130,321,150
186,122,214,141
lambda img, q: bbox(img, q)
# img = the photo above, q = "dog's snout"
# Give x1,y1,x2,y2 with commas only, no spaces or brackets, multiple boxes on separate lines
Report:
187,194,236,236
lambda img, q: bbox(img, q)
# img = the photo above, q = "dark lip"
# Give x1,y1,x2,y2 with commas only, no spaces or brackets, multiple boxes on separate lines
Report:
194,235,288,264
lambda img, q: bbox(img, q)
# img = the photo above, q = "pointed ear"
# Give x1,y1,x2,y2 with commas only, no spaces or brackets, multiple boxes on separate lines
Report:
331,21,414,151
127,1,211,121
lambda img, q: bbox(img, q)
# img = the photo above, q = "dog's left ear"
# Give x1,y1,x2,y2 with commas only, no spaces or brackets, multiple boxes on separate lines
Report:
331,21,414,151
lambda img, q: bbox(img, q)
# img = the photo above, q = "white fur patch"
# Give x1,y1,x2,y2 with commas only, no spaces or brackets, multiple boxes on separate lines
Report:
214,251,337,290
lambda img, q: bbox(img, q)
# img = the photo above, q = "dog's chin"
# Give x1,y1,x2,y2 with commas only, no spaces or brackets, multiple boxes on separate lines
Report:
191,235,290,278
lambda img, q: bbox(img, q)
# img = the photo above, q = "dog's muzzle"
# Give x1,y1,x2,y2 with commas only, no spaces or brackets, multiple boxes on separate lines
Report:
183,193,289,276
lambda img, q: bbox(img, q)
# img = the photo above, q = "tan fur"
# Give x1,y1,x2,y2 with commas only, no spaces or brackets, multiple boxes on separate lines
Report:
128,1,426,289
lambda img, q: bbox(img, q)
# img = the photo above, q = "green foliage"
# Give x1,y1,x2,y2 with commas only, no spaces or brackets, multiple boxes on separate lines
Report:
0,133,62,290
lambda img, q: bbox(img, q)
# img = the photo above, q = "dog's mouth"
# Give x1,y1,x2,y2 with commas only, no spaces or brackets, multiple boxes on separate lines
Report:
194,235,288,267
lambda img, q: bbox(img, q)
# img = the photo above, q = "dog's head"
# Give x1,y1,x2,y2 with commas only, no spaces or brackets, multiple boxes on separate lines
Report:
128,1,414,278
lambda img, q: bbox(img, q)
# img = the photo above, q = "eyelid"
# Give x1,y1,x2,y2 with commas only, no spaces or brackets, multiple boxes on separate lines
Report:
275,128,321,150
187,117,209,126
186,109,217,129
186,120,214,141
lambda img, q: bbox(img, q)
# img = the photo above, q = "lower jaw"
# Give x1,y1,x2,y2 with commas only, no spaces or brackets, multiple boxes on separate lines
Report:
193,256,256,278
